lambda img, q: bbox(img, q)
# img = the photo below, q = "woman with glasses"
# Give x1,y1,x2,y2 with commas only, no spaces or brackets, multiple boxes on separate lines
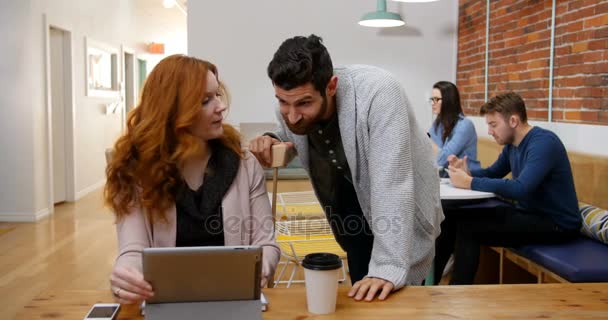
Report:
428,81,481,175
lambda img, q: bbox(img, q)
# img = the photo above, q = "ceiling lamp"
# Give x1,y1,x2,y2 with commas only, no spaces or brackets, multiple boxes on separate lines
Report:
162,0,176,8
359,0,405,28
162,0,186,15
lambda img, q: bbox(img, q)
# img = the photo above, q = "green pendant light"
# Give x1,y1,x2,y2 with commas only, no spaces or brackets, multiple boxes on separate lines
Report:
359,0,405,28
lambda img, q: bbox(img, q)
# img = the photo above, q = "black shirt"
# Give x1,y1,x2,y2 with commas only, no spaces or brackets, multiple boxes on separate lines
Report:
174,143,240,247
307,114,374,253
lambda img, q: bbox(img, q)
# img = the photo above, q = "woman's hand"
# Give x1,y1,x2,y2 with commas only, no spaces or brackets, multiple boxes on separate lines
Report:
110,266,154,304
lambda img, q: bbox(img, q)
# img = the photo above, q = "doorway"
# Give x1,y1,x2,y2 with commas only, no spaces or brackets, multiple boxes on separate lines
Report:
137,58,147,96
123,51,136,115
46,23,76,209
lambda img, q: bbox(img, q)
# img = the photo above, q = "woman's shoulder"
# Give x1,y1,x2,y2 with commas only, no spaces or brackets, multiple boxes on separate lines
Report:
456,115,476,130
236,150,265,178
240,150,261,167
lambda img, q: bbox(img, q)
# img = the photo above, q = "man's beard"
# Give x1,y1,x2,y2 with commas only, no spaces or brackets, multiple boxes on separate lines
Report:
495,129,515,145
503,134,515,145
283,96,329,135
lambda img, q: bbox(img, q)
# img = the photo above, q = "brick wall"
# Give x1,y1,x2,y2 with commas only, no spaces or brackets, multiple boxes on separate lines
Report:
457,0,608,125
457,0,488,115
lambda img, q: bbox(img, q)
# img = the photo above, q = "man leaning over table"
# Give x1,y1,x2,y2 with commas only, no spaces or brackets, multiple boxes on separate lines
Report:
434,92,581,284
249,34,444,301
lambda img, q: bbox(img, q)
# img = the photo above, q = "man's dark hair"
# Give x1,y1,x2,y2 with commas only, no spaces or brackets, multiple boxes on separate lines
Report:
267,34,333,95
480,92,528,123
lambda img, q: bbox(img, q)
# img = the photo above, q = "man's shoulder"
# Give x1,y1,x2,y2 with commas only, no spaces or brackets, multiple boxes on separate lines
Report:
529,127,563,147
336,64,395,81
524,127,567,158
338,65,402,99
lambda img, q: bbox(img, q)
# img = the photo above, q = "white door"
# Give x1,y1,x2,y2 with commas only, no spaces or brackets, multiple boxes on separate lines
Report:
124,52,135,114
50,27,66,203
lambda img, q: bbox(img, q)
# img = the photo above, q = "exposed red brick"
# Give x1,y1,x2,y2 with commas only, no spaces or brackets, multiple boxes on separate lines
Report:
553,77,585,87
597,2,608,15
554,88,575,98
565,110,600,121
552,110,564,121
582,51,604,62
594,27,608,39
558,8,595,25
527,109,549,120
588,39,608,50
568,1,584,11
574,87,605,99
458,0,607,124
584,14,608,28
582,0,600,9
584,75,608,86
554,45,572,56
572,42,589,53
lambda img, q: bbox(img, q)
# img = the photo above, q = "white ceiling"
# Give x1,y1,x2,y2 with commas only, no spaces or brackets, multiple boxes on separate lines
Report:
133,0,187,37
132,0,187,55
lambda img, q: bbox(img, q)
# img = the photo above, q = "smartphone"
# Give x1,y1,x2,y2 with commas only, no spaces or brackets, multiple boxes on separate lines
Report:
83,303,120,320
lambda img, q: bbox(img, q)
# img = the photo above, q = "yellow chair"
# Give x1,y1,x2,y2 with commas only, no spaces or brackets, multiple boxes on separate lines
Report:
273,208,348,288
274,191,325,220
267,145,347,287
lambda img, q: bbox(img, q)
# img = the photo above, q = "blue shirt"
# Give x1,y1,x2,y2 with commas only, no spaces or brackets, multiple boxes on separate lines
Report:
470,127,580,231
429,115,481,171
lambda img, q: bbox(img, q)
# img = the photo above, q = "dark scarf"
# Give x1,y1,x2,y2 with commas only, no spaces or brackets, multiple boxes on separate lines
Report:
175,143,240,247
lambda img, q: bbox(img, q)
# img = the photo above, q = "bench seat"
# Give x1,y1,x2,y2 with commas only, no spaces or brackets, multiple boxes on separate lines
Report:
510,236,608,282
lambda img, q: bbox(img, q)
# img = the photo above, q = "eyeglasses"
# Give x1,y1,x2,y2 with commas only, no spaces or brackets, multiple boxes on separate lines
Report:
429,97,442,104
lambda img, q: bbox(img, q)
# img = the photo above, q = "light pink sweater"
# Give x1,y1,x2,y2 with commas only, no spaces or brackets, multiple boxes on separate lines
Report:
113,152,280,281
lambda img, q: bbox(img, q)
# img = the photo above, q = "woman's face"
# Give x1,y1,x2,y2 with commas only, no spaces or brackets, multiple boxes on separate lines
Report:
431,88,442,115
188,70,227,141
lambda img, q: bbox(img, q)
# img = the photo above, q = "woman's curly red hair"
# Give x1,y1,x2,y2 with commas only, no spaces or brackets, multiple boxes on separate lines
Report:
104,54,242,221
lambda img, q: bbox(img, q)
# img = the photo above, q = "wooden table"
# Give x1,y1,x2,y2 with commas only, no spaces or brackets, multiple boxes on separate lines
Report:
16,283,608,319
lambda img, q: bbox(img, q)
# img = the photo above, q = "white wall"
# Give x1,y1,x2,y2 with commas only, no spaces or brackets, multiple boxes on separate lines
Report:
0,0,186,221
0,1,37,219
188,0,459,128
132,0,187,74
40,0,137,216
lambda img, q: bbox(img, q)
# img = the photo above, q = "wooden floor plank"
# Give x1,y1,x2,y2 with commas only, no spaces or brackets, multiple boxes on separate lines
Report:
0,180,312,319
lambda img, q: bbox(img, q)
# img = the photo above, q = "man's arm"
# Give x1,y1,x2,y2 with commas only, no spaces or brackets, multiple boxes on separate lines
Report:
470,146,511,178
250,109,296,167
471,139,556,199
362,77,427,291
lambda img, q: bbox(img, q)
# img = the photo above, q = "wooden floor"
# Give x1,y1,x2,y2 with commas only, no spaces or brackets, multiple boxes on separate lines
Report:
0,179,314,319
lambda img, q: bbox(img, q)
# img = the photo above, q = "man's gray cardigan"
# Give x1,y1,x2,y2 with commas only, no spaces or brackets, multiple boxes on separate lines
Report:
272,65,444,289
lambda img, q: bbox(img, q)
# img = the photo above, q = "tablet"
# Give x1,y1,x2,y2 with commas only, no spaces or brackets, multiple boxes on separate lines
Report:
143,246,262,304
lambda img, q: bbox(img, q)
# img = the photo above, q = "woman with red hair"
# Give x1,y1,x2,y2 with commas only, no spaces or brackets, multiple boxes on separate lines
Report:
104,54,279,304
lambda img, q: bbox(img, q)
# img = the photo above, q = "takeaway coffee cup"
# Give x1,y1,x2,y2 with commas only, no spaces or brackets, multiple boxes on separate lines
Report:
302,253,342,314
